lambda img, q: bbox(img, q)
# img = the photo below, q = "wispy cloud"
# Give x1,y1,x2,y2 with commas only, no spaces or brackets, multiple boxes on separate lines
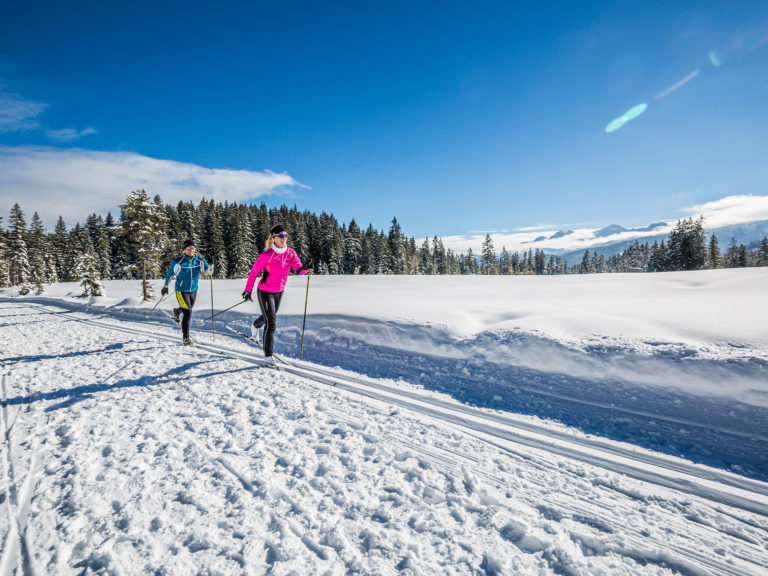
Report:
0,146,307,228
685,194,768,228
1,84,96,141
0,90,47,133
654,69,700,100
45,127,98,142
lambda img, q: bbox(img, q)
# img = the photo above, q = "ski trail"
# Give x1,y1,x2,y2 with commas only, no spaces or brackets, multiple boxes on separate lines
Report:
30,301,768,518
278,362,768,516
286,360,768,490
164,372,337,567
6,301,768,574
0,373,39,576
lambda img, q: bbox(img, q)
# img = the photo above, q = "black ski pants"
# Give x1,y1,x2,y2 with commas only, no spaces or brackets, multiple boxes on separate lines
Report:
254,289,283,357
174,290,197,338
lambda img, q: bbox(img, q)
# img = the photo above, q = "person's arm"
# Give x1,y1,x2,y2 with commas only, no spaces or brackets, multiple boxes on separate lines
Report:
244,252,268,294
199,256,213,276
161,258,177,295
291,250,312,275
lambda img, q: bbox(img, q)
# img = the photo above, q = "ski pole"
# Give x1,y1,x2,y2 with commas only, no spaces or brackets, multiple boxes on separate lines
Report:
209,261,215,342
198,299,247,324
299,273,310,360
145,294,168,319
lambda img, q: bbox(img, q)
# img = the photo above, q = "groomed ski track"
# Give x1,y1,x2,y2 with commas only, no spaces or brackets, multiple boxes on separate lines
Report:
27,301,768,517
3,299,768,575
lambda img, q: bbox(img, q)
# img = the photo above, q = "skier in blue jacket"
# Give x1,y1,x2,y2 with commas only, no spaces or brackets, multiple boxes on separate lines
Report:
161,239,212,345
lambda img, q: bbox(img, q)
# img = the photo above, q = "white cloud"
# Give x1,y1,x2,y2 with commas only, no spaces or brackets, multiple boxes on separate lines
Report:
0,91,47,133
0,146,307,228
45,127,98,141
684,194,768,229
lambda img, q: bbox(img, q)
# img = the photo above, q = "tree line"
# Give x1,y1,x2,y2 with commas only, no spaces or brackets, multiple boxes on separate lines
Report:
1,192,767,298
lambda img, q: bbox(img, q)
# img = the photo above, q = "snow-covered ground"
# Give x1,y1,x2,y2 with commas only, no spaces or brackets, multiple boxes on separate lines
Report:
1,269,767,574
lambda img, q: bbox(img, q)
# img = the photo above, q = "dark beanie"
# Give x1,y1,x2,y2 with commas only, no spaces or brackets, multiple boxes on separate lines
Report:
270,224,287,235
183,239,195,249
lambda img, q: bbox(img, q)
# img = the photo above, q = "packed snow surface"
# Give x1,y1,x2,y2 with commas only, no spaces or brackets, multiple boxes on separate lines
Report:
1,268,767,574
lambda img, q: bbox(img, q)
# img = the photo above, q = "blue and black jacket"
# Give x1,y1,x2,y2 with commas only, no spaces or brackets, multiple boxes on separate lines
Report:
164,254,212,293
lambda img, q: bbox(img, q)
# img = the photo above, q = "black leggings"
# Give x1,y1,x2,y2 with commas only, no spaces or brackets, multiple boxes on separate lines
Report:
174,290,197,338
254,289,283,357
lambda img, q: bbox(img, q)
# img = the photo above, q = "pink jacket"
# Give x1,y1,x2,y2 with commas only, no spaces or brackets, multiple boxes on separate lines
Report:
245,246,307,293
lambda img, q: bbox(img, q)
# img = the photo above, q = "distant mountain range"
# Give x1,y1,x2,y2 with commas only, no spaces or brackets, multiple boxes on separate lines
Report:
553,219,768,264
535,222,668,244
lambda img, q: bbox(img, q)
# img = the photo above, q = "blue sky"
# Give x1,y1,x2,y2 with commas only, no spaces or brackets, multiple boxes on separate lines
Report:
1,1,767,243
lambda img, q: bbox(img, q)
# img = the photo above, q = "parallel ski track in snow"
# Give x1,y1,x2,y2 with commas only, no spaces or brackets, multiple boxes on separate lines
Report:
0,371,41,576
27,301,768,520
6,301,768,575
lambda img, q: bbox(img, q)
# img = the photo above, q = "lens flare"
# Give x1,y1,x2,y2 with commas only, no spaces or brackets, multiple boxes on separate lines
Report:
605,117,626,133
624,103,648,121
654,69,700,100
605,103,648,133
708,50,721,67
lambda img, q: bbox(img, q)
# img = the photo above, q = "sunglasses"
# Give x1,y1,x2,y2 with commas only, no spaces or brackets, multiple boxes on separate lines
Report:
277,233,288,238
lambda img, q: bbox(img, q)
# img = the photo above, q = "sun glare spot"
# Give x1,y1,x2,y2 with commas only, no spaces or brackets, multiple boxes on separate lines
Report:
605,103,648,133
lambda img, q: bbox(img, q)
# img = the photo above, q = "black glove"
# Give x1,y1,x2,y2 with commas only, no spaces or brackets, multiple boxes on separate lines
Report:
242,291,252,301
298,259,313,273
161,286,169,296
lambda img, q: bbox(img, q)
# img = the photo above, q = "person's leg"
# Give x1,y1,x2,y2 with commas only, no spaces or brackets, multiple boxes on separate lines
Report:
256,290,281,356
176,291,197,339
252,314,265,338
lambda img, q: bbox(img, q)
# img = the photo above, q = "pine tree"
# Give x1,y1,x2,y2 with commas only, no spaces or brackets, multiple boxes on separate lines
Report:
480,235,498,275
222,203,250,278
75,251,105,297
8,203,31,294
291,211,311,268
51,216,71,281
648,241,665,272
387,217,405,274
667,217,707,271
86,213,112,280
418,238,434,274
534,248,547,275
708,234,723,269
404,237,419,274
319,213,343,274
462,248,479,274
343,220,363,274
623,241,648,272
27,212,48,293
724,236,740,268
591,251,607,273
737,244,749,268
119,189,169,300
105,212,127,280
199,199,227,278
0,216,9,288
579,250,593,274
757,237,768,267
433,236,447,274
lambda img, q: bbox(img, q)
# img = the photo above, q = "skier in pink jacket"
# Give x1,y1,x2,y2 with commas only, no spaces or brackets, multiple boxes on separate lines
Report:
242,224,311,367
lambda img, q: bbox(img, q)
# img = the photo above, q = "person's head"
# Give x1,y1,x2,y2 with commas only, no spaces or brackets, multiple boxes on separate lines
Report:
183,239,196,256
266,224,288,250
